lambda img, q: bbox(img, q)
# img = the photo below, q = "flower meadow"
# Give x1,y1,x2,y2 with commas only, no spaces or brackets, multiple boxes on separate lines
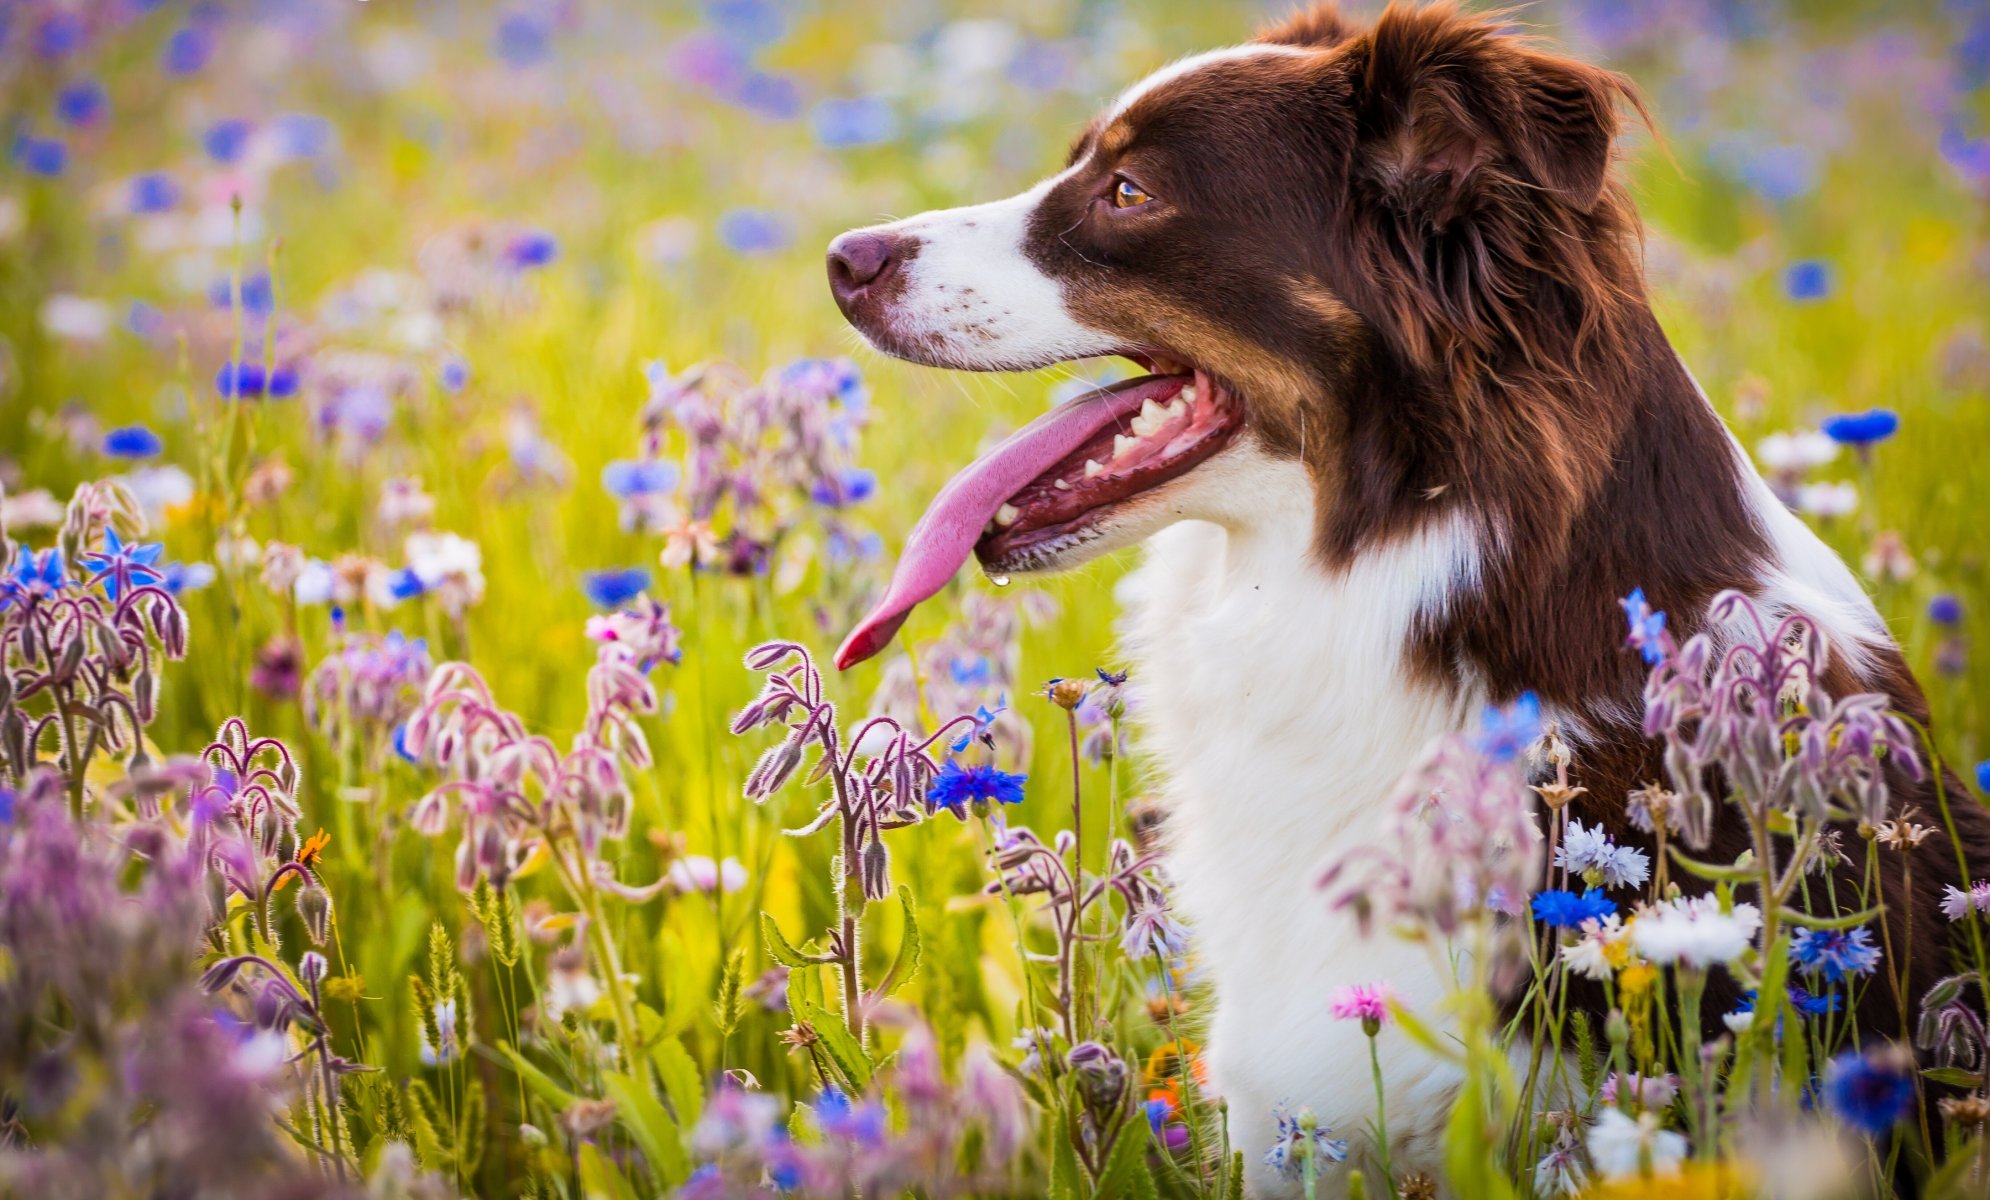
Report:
4,2,1990,1199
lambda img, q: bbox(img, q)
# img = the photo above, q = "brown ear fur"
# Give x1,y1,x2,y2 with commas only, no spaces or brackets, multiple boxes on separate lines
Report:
1258,3,1363,48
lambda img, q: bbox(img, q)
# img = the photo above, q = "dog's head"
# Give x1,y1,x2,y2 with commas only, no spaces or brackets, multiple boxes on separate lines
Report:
829,2,1648,668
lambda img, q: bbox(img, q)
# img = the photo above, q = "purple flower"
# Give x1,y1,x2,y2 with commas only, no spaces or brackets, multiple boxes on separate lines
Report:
215,361,298,400
1821,409,1899,448
210,272,274,316
581,568,651,609
35,13,87,58
102,425,164,459
504,231,558,269
809,467,876,508
203,118,252,164
15,135,67,178
812,96,897,149
164,26,214,74
1621,587,1669,665
718,208,791,255
602,458,679,497
129,172,181,214
1930,595,1962,626
928,761,1026,812
495,12,552,67
56,80,106,127
439,359,469,393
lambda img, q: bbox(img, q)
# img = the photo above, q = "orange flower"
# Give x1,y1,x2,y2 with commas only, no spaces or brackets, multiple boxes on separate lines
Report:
275,829,331,890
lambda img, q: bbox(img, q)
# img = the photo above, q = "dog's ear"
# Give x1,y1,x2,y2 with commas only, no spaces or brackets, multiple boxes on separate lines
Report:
1258,3,1361,48
1357,4,1637,219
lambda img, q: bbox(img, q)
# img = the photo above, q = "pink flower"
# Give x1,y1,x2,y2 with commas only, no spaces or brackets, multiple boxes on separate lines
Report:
1941,882,1990,922
1600,1071,1680,1109
1329,982,1393,1027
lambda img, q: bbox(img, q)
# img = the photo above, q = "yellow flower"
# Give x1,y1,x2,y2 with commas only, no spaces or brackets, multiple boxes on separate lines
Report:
1585,1160,1751,1199
1619,961,1659,996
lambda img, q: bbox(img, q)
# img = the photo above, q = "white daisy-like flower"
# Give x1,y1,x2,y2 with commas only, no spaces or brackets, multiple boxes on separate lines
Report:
1560,912,1635,981
1587,1108,1687,1179
1629,895,1761,969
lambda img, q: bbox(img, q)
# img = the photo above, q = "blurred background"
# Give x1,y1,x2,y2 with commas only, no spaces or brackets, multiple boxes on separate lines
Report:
2,0,1988,1158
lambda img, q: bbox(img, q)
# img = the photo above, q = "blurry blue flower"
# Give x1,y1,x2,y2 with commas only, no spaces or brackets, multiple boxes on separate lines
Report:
1475,691,1541,762
159,560,216,595
1791,926,1880,983
78,528,165,602
1783,260,1832,301
127,300,165,338
495,12,552,67
1977,760,1990,795
504,231,558,269
1530,888,1615,929
811,1086,886,1145
15,135,67,178
438,359,469,393
203,119,252,164
950,702,1006,753
56,80,106,127
825,528,883,564
387,568,426,601
210,272,275,316
215,361,298,400
1823,1047,1915,1138
1264,1105,1349,1180
129,171,180,214
1959,15,1990,89
102,425,163,459
1788,984,1840,1018
273,113,332,159
928,761,1027,812
718,209,791,255
706,0,787,48
809,468,876,508
1940,122,1990,189
1,547,68,610
1621,588,1668,665
35,13,86,58
1144,1097,1172,1134
602,459,679,497
1738,143,1817,203
392,722,419,763
949,655,993,686
163,26,213,74
811,97,898,149
1821,409,1899,448
582,568,651,609
732,71,801,120
0,787,14,826
1930,595,1962,626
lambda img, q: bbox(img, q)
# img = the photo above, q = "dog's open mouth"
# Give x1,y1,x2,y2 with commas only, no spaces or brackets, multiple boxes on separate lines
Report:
836,364,1244,669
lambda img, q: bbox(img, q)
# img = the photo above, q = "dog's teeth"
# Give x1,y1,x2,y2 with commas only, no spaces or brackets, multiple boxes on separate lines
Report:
994,503,1019,527
1177,384,1197,406
1164,397,1188,421
1112,434,1140,460
1053,479,1070,491
1084,458,1104,479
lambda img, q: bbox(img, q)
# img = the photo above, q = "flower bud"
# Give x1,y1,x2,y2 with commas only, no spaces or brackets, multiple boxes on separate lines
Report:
296,880,333,946
299,951,329,987
1045,677,1087,710
1066,1040,1126,1113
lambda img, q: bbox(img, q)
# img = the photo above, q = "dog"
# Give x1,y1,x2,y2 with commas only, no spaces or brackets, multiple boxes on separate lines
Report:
824,3,1988,1192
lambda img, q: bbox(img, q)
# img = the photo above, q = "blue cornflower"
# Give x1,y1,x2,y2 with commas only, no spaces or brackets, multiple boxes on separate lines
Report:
1554,821,1651,891
56,80,106,127
1475,691,1542,763
1530,888,1616,930
949,701,1006,753
1791,925,1881,983
387,568,426,601
15,135,66,178
1976,760,1990,795
582,568,651,609
504,231,558,269
811,1085,886,1146
732,71,801,120
1144,1097,1172,1135
35,13,87,58
1783,259,1832,301
215,361,299,399
928,761,1027,812
163,26,213,74
708,0,787,47
1821,409,1899,449
495,13,552,67
1621,588,1668,665
211,272,275,316
808,467,875,508
1930,595,1963,627
602,458,678,498
1823,1047,1916,1138
102,425,163,459
129,172,180,214
1264,1105,1349,1180
439,359,470,393
77,528,165,602
718,208,791,255
811,96,897,149
1788,984,1841,1018
273,113,332,160
203,118,252,164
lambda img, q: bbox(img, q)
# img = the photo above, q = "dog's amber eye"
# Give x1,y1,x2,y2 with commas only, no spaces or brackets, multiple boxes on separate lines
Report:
1110,178,1152,209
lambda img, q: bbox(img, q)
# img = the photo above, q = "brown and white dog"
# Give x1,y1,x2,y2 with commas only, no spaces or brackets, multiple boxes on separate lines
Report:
825,3,1987,1191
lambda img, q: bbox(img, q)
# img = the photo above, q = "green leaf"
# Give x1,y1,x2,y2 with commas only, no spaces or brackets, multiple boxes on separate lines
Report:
577,1141,639,1200
1049,1102,1084,1200
1923,1066,1985,1088
498,1040,581,1110
762,912,827,968
1387,1001,1462,1065
1778,904,1885,930
1666,847,1759,882
796,996,872,1092
603,1069,690,1188
1092,1120,1156,1200
648,1029,706,1128
875,886,923,999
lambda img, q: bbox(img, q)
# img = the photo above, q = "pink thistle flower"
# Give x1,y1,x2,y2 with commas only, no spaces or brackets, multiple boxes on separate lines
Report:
1330,982,1393,1033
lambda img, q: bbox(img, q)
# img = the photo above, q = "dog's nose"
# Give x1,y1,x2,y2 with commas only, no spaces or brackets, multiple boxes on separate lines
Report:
827,230,901,308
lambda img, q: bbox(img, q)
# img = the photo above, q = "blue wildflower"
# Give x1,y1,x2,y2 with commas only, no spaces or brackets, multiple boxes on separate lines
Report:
1264,1105,1349,1180
15,135,66,178
809,468,875,508
203,118,252,164
1823,1047,1916,1138
1144,1097,1172,1135
504,231,558,269
387,568,426,601
1784,259,1832,301
211,272,275,316
35,13,86,58
1791,926,1881,983
602,459,679,499
582,568,651,609
1930,595,1963,627
0,787,14,825
439,359,470,393
163,26,213,74
1621,588,1668,665
392,723,419,764
1977,760,1990,795
811,1085,886,1145
77,528,165,602
718,208,791,255
129,171,180,214
811,96,897,149
159,561,216,595
707,0,787,47
1821,409,1900,448
949,702,1006,753
56,80,106,127
949,655,992,687
215,361,298,399
733,71,801,120
1789,984,1841,1018
928,761,1027,812
1475,691,1542,763
102,425,163,459
495,13,552,67
273,113,332,159
1,547,68,611
1530,888,1616,930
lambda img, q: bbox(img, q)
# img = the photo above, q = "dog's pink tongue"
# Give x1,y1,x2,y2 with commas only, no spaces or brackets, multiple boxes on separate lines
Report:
835,375,1172,670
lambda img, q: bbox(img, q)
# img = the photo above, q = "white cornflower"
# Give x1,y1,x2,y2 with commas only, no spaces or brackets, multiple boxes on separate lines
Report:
1586,1108,1687,1179
1555,821,1651,891
1629,896,1761,969
1560,913,1635,981
1756,429,1838,473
